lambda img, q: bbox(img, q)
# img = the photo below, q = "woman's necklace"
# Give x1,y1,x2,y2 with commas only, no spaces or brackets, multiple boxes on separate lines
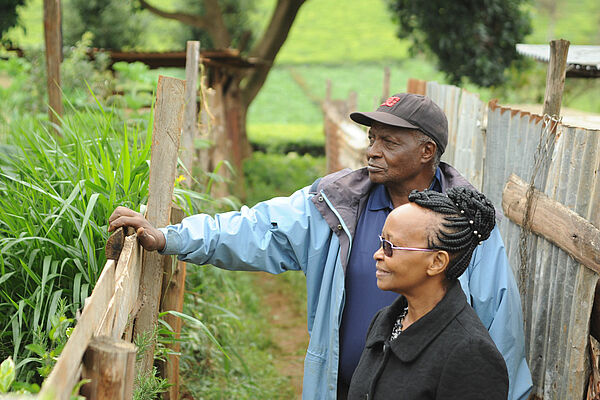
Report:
391,306,409,340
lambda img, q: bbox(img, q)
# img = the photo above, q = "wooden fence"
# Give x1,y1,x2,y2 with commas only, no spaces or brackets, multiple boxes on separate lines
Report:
37,41,202,400
322,47,600,399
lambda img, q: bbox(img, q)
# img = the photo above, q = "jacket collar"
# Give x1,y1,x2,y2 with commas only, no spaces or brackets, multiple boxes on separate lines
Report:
365,281,467,362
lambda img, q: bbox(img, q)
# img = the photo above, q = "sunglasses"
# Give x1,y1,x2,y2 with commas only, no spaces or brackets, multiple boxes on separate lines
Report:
378,235,436,257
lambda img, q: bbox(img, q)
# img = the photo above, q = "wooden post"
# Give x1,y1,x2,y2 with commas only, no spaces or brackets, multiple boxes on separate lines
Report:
182,41,200,188
80,336,137,400
159,207,187,400
542,39,570,136
382,67,390,101
43,0,63,131
134,76,186,373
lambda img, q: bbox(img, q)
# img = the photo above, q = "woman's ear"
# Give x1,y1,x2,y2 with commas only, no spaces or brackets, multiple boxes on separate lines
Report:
426,250,449,277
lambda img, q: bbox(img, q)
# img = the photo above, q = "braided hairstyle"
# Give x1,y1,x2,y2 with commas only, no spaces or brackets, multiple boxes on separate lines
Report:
408,186,496,280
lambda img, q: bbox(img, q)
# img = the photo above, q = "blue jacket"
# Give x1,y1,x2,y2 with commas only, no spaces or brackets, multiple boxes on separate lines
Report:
159,164,532,399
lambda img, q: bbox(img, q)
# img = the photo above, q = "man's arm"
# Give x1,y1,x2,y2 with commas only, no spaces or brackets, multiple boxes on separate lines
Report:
459,226,533,400
111,186,331,274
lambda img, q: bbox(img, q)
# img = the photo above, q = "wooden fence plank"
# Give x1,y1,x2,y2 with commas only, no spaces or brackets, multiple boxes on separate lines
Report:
39,260,117,400
134,75,186,372
182,41,200,187
502,173,600,274
95,235,141,338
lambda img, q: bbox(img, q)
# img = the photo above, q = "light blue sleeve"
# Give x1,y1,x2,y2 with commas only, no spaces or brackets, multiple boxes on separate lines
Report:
459,226,533,400
157,186,331,275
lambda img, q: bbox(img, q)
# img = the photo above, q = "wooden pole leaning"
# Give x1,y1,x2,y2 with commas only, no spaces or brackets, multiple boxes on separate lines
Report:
134,76,186,373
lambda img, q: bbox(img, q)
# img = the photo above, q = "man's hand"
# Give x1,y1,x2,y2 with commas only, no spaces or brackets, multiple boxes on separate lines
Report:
108,206,166,252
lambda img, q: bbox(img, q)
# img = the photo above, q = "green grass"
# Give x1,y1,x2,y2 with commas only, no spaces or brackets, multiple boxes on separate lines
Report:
180,267,296,399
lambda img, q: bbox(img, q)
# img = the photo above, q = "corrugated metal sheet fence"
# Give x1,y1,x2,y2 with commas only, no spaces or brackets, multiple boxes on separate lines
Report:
324,79,600,399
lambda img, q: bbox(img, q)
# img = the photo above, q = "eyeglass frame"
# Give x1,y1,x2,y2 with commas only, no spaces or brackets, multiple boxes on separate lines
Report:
378,235,436,257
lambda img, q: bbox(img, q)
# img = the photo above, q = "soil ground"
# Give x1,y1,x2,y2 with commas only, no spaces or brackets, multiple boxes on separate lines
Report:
252,272,309,400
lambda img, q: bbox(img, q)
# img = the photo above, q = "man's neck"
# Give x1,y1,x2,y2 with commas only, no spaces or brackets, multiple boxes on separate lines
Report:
385,172,436,208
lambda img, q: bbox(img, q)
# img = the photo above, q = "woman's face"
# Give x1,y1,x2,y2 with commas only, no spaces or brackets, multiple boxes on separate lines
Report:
373,203,439,294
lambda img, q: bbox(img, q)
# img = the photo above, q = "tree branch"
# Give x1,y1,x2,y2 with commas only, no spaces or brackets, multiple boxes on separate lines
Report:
139,0,207,29
242,0,306,106
139,0,231,48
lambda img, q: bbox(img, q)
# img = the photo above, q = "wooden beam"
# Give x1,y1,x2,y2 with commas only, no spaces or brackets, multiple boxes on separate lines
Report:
134,75,186,373
80,336,137,400
43,0,63,131
542,39,570,119
182,41,201,188
40,260,117,400
502,173,600,274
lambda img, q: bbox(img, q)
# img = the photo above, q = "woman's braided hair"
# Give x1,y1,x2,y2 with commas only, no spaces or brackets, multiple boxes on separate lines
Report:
408,186,496,280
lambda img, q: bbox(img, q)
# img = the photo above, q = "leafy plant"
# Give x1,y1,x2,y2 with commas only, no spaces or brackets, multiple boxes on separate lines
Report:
0,356,16,393
0,99,153,384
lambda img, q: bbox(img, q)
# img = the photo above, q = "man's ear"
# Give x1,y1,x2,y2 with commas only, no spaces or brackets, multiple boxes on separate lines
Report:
426,250,449,277
421,141,436,164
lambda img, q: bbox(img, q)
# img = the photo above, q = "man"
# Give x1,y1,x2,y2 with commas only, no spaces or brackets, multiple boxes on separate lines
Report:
109,93,532,399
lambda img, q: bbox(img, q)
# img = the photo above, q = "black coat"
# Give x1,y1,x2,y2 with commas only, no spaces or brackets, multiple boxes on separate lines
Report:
347,281,508,400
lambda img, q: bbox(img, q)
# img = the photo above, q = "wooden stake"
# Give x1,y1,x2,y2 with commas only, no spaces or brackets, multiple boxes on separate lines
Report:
80,336,137,400
182,41,200,188
542,39,570,119
159,207,187,400
503,173,600,274
134,76,186,373
43,0,63,131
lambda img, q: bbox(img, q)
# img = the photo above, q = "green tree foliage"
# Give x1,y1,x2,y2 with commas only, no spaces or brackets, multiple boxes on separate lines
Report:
0,0,26,46
62,0,144,49
386,0,532,87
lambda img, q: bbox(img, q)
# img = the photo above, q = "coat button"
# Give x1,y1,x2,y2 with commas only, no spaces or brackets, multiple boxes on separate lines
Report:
318,196,324,202
337,224,342,231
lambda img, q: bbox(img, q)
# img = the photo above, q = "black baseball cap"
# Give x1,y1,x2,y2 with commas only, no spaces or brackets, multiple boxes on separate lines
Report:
350,93,448,154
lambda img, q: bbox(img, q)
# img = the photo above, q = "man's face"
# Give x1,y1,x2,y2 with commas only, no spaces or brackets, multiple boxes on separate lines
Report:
366,122,425,187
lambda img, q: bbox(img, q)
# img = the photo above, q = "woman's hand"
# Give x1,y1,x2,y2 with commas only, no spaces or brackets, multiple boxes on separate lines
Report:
108,206,166,252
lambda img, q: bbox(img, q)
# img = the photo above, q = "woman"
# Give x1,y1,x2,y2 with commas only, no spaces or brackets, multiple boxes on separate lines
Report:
348,187,509,400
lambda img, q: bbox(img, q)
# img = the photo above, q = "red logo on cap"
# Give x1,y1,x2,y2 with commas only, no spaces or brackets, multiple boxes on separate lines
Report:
381,96,401,107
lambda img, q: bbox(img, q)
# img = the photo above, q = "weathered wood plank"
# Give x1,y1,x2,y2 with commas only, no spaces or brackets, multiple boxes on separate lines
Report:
80,336,137,400
96,235,141,338
134,75,186,372
181,41,200,188
40,260,116,400
43,0,63,130
502,173,600,274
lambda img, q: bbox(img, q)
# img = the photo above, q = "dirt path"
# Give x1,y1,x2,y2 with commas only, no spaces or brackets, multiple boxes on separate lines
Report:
252,272,309,400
